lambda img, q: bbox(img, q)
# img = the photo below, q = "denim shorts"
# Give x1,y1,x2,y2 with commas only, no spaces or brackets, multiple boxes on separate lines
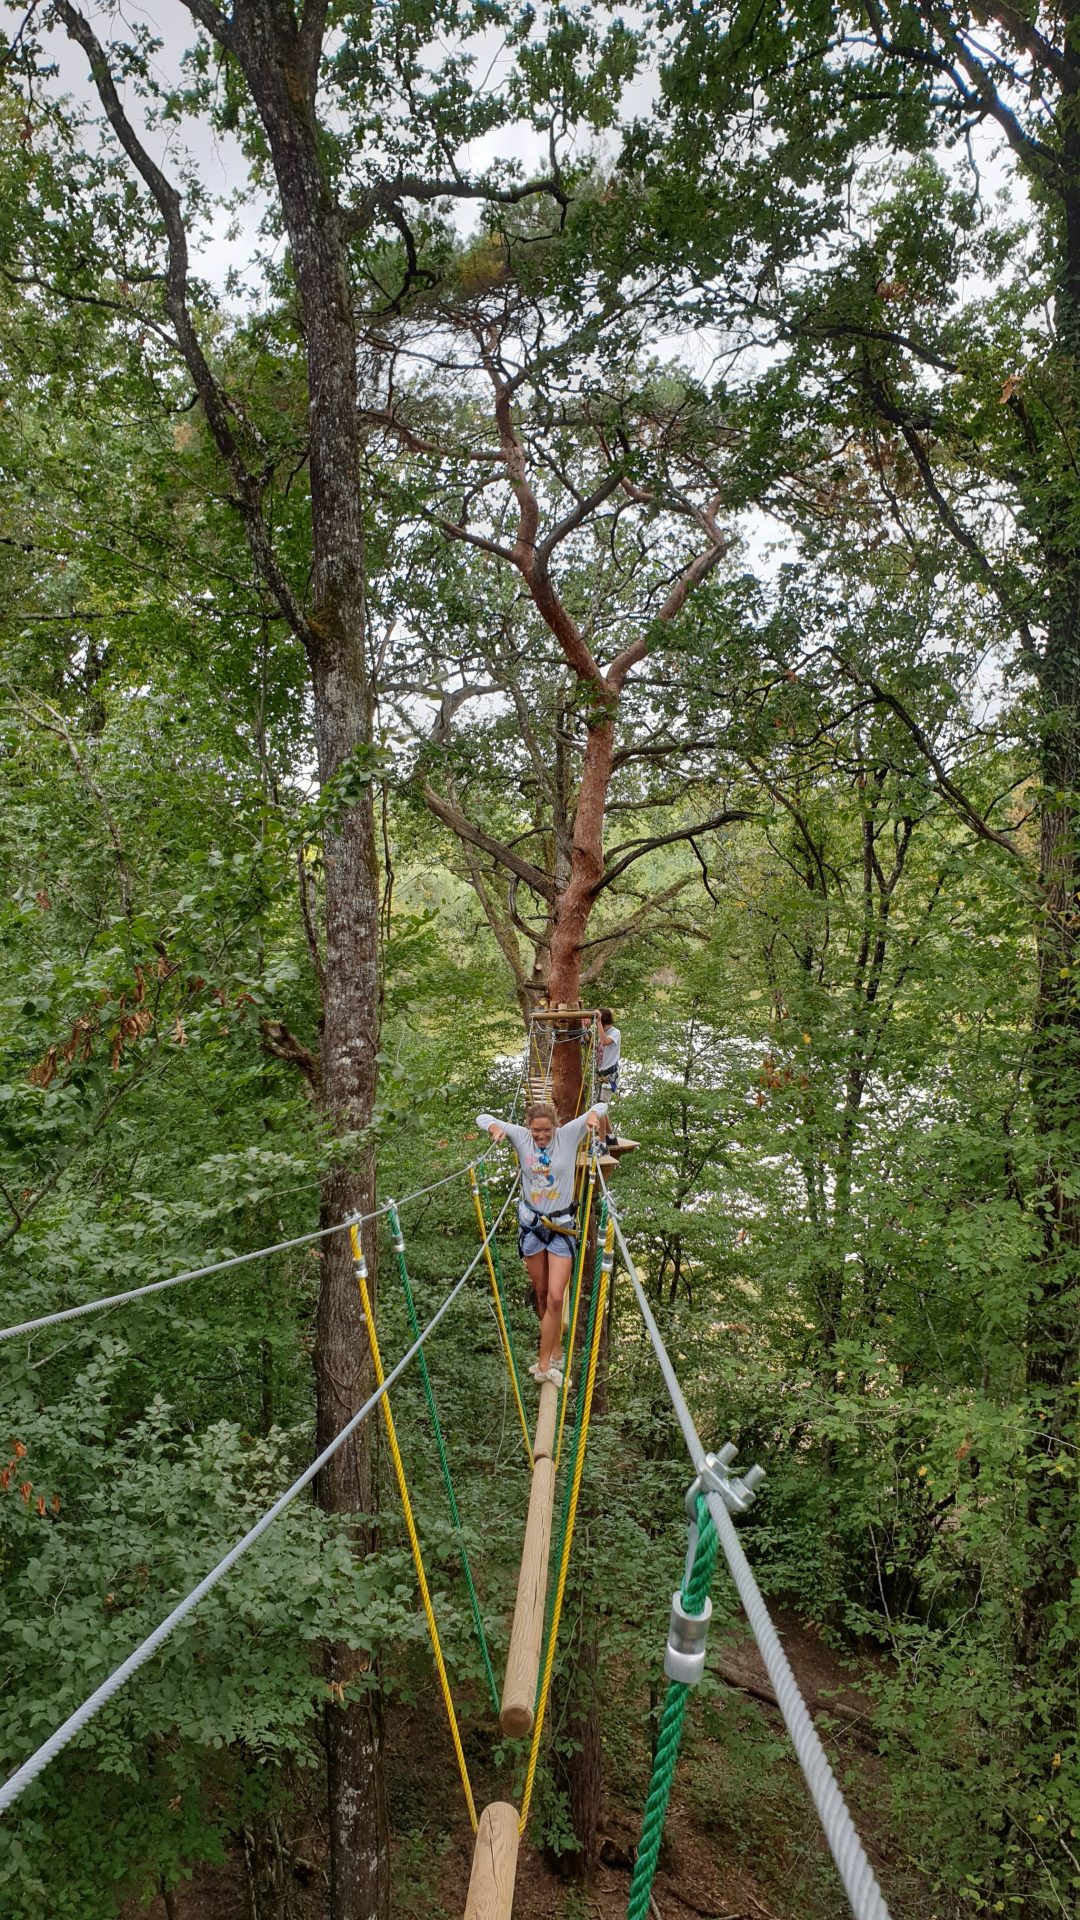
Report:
519,1228,576,1260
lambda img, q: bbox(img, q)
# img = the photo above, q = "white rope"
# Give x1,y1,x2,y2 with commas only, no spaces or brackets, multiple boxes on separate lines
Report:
0,1151,498,1344
387,1150,494,1210
0,1219,354,1344
0,1183,518,1817
596,1167,892,1920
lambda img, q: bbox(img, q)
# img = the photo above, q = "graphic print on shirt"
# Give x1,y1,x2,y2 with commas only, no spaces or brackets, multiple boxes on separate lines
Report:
525,1146,566,1212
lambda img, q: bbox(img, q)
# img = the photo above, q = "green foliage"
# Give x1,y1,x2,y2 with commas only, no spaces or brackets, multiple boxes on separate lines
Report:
0,6,1078,1913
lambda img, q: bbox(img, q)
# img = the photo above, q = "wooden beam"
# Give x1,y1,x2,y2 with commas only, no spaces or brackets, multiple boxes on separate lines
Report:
500,1453,557,1736
464,1801,519,1919
533,1379,558,1461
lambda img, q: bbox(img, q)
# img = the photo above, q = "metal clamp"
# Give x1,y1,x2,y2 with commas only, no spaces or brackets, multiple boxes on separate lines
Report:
346,1213,368,1277
383,1200,405,1254
664,1589,712,1686
686,1445,766,1520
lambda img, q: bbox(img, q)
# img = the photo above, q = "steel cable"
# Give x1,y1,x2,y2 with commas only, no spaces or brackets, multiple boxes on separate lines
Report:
0,1185,518,1818
597,1169,892,1920
0,1151,500,1344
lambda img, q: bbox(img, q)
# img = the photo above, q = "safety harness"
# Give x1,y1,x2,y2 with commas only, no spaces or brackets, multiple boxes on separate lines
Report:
517,1203,578,1259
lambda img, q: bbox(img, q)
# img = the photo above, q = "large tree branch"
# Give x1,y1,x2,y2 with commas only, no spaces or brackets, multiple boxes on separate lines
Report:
427,681,499,744
456,833,528,994
597,807,755,893
360,406,503,464
56,1,313,654
427,512,517,563
579,875,698,981
178,0,232,47
486,352,541,562
606,498,733,692
343,172,567,238
297,847,326,996
940,16,1060,170
861,0,1056,176
973,0,1069,89
976,0,1068,89
612,734,721,769
534,470,625,569
832,654,1022,858
889,411,1039,660
421,781,556,901
475,355,608,688
296,0,328,97
797,315,959,374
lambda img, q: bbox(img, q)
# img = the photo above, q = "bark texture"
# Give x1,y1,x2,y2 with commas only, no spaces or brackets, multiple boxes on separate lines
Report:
55,3,389,1910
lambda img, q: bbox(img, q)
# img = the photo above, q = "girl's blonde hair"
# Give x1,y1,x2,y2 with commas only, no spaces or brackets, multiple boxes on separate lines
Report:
524,1100,559,1127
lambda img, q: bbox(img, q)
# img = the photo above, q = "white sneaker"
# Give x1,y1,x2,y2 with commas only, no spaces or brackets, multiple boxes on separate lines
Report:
538,1363,564,1389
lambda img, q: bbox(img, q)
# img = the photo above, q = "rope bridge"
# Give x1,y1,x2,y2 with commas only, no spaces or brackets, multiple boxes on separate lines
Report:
0,1060,891,1920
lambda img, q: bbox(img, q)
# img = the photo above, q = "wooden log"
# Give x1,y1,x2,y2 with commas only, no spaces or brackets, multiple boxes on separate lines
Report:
533,1379,559,1461
500,1454,557,1736
464,1801,519,1920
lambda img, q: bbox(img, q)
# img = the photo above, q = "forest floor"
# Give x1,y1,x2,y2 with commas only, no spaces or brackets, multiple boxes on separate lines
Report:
125,1610,954,1920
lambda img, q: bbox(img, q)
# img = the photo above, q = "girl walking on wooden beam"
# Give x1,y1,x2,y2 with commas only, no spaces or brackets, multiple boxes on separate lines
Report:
476,1099,606,1386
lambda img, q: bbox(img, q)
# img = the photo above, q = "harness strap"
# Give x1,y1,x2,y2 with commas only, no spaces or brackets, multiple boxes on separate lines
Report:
518,1205,577,1253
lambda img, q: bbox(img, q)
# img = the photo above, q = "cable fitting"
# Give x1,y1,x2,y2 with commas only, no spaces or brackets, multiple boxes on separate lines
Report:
664,1590,712,1685
686,1447,766,1520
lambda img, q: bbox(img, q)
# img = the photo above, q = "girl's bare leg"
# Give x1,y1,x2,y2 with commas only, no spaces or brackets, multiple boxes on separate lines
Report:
538,1253,573,1373
525,1250,549,1320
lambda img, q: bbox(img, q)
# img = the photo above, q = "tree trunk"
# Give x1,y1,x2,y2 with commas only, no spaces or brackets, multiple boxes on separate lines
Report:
218,18,389,1911
547,716,617,1117
1021,31,1080,1654
547,716,616,1006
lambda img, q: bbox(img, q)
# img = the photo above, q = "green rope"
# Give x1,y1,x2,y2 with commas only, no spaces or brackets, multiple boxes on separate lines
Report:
535,1198,610,1707
626,1495,720,1920
476,1165,530,1416
385,1203,501,1713
553,1166,594,1435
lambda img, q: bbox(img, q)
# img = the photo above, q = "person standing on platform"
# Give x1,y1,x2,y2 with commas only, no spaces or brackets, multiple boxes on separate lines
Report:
476,1099,606,1386
596,1008,621,1145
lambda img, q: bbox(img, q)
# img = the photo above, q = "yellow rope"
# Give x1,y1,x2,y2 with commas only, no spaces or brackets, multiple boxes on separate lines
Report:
518,1214,614,1834
554,1161,595,1470
468,1168,534,1469
348,1223,478,1833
